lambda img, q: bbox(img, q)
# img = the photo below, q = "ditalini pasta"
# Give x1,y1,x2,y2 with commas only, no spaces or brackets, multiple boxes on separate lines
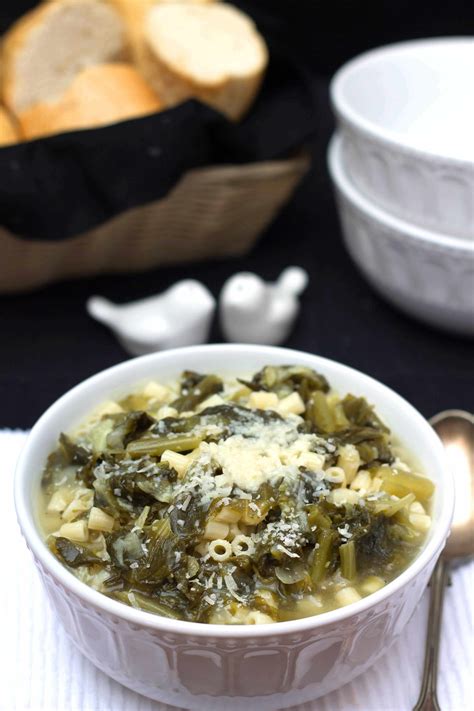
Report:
39,365,434,623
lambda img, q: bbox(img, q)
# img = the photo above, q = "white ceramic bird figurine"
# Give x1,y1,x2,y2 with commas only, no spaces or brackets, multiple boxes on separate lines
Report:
219,266,308,345
87,280,216,356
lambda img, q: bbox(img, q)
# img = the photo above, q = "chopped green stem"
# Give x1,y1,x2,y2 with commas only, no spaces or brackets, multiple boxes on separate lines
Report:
112,591,181,618
370,492,416,517
310,529,336,584
126,435,203,457
339,540,357,580
310,391,335,433
307,505,332,529
378,469,435,501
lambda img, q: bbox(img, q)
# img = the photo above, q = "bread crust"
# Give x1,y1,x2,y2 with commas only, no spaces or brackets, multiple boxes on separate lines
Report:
19,63,162,139
0,106,20,145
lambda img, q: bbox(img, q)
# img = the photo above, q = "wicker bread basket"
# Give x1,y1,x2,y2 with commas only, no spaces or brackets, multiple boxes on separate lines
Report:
0,154,309,293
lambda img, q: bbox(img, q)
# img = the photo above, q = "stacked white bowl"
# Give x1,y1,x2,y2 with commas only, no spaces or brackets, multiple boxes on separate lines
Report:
328,38,474,335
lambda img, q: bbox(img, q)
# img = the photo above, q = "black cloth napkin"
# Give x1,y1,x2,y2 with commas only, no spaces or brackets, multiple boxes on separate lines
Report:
0,46,317,242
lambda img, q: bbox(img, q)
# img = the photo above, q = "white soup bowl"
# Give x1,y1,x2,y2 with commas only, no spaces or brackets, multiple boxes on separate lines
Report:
15,344,453,710
331,38,474,240
328,134,474,336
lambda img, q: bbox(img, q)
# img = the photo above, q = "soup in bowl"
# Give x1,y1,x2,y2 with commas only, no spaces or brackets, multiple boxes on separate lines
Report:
15,345,453,710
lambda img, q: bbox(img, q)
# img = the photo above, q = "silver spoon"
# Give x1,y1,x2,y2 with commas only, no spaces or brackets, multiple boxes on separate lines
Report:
413,410,474,711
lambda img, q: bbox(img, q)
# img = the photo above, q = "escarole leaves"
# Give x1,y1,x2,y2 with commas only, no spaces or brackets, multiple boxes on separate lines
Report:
240,365,329,400
40,364,432,624
170,372,223,413
51,537,104,568
106,411,155,450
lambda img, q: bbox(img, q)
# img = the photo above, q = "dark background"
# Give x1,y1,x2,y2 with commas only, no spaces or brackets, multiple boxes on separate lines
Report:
0,1,473,429
1,1,472,71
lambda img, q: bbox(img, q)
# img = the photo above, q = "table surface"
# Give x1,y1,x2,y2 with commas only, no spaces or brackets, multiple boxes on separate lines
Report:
1,75,472,429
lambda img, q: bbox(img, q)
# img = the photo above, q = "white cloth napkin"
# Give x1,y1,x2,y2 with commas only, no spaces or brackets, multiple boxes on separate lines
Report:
2,430,472,711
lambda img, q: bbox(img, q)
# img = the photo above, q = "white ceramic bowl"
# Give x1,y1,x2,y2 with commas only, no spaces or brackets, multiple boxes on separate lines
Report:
328,134,474,336
15,345,453,710
331,38,474,240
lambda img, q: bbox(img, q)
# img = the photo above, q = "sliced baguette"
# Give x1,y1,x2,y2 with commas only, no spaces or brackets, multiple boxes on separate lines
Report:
140,3,268,121
19,63,162,139
109,0,216,63
1,0,127,113
0,106,20,145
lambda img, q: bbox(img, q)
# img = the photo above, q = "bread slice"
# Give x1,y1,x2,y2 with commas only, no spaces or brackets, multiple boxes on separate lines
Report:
19,63,162,139
140,3,268,121
109,0,216,63
0,106,19,145
1,0,127,113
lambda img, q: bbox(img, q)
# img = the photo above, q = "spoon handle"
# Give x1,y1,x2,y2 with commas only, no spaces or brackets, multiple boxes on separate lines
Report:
413,557,449,711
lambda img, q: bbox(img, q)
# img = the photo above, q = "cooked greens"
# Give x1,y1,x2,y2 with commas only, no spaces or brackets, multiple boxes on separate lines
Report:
39,365,434,624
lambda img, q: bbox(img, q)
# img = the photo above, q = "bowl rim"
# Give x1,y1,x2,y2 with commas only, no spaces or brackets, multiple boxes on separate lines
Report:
328,133,474,253
330,36,474,167
14,344,453,638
